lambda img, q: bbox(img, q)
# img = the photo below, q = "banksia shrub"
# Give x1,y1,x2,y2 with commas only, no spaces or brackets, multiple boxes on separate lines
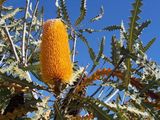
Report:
40,19,73,85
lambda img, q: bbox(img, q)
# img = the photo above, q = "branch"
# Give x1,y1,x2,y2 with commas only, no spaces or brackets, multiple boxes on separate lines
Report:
26,0,39,63
4,25,20,62
22,0,30,64
104,89,119,103
71,29,77,62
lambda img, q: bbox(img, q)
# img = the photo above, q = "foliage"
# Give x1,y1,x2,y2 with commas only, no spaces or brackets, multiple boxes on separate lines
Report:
0,0,160,120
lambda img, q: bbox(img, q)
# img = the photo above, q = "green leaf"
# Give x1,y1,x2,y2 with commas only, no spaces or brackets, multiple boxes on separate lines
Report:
140,78,157,95
78,97,112,120
89,48,96,61
54,101,65,120
75,0,87,26
0,88,11,111
128,0,142,51
90,36,105,73
143,37,156,52
90,6,104,22
0,73,46,91
96,36,105,63
77,33,96,62
103,25,122,31
111,36,120,66
59,0,71,26
125,0,143,87
137,20,151,36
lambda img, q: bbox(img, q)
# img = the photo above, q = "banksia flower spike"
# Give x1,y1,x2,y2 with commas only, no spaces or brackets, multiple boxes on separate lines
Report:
40,19,73,85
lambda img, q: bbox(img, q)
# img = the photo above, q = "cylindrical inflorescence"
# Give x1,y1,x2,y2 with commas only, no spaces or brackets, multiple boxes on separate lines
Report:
40,19,73,85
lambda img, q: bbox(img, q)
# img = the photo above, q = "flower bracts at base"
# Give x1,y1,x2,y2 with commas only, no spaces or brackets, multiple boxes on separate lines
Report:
40,19,73,85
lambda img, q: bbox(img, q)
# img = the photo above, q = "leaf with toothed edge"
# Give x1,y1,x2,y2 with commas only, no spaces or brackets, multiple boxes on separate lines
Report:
143,37,156,52
137,20,151,37
59,0,71,26
111,36,121,66
125,0,143,87
77,33,96,63
128,0,143,51
90,36,105,73
75,0,87,26
103,25,122,31
75,96,112,120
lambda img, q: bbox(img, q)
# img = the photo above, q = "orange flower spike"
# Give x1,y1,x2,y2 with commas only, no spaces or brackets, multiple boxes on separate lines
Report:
40,19,73,84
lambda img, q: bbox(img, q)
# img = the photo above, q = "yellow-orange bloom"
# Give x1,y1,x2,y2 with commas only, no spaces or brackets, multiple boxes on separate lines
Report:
40,19,73,85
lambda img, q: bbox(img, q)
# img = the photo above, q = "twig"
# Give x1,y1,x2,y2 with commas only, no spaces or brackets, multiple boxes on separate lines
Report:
104,89,119,103
0,54,5,67
26,0,39,63
4,25,20,62
121,90,126,105
71,29,77,63
22,0,30,64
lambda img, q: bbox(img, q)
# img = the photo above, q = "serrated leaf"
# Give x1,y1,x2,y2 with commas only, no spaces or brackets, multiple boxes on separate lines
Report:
59,0,71,26
103,25,122,31
125,0,143,87
75,0,87,26
78,33,96,62
140,79,157,95
79,97,112,120
90,36,105,73
55,0,62,18
90,6,104,22
0,73,46,91
128,0,143,51
0,62,31,82
120,21,126,46
32,97,50,120
0,88,11,111
96,36,105,63
143,37,156,52
111,36,120,66
0,8,23,24
137,20,151,37
89,48,96,61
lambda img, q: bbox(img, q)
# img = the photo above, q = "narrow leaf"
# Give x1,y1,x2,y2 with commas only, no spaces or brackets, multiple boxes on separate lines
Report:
103,25,122,31
59,0,71,25
111,36,120,66
128,0,143,51
75,0,87,26
77,97,112,120
90,6,104,22
78,33,96,62
0,8,23,23
137,20,151,36
54,101,64,120
143,37,156,52
90,36,105,73
125,0,143,87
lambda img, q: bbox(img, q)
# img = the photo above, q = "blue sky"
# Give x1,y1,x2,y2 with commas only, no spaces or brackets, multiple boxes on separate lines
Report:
5,0,160,66
42,0,160,66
